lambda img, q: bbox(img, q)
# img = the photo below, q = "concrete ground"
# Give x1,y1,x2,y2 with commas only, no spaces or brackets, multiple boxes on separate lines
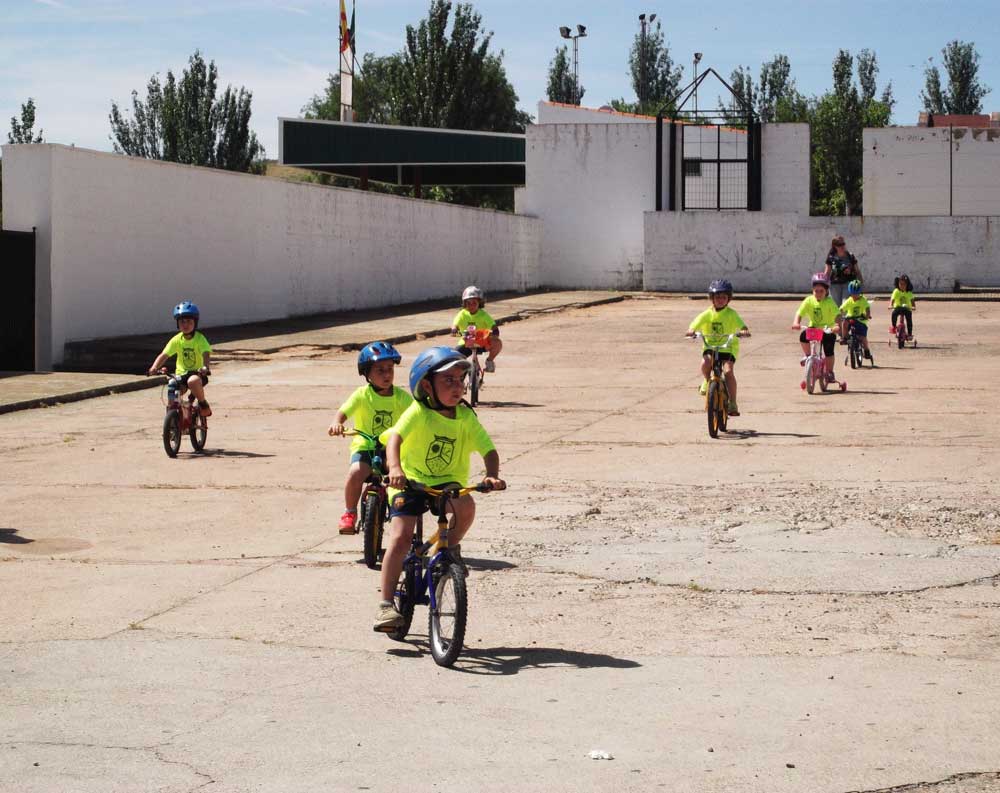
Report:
1,296,998,793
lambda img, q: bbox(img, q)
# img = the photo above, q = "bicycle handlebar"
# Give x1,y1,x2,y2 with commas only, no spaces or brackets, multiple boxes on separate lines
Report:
344,428,382,446
412,481,502,497
690,332,746,348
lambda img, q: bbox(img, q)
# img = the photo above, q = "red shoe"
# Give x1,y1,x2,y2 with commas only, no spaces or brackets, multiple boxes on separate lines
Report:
338,511,357,534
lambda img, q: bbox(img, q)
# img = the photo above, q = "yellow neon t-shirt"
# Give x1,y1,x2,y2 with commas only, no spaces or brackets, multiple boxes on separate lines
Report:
796,295,840,329
339,385,413,453
891,289,915,309
380,401,495,487
161,331,212,376
688,306,747,359
839,295,871,325
452,308,496,334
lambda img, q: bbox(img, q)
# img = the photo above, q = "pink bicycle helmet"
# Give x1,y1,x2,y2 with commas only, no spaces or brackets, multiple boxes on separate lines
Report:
811,272,830,288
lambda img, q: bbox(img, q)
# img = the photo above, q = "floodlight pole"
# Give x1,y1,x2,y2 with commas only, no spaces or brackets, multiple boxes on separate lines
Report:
639,13,656,111
560,24,587,105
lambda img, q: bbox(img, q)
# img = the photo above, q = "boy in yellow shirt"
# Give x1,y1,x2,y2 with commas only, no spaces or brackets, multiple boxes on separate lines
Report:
685,279,751,417
451,286,502,372
328,342,411,533
792,273,842,382
839,279,873,361
374,346,505,632
147,301,213,417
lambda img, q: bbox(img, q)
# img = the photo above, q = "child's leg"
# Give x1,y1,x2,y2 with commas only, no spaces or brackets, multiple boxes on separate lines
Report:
722,360,737,404
891,308,902,330
800,341,811,356
380,515,418,602
344,461,370,511
700,354,712,381
487,336,503,361
444,494,477,547
904,309,913,336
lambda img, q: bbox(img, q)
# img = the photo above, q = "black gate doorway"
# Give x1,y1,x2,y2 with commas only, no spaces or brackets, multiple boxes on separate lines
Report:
682,124,749,210
0,228,36,371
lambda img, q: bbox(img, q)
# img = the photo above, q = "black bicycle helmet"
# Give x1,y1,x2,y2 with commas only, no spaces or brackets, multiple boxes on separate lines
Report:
708,279,733,296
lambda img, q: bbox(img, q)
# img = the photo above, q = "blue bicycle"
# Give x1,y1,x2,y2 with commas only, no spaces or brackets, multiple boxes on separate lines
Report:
387,482,497,667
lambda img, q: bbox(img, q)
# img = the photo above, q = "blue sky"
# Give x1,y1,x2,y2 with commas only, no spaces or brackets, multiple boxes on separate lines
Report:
2,0,998,158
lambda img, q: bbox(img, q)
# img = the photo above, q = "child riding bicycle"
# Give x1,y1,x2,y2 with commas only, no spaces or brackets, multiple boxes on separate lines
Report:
685,279,751,417
328,342,411,534
147,301,213,417
452,286,502,373
889,273,916,340
839,279,873,361
373,346,505,632
792,273,842,382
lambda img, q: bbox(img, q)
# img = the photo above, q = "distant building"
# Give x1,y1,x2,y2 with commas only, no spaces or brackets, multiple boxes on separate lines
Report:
918,112,1000,128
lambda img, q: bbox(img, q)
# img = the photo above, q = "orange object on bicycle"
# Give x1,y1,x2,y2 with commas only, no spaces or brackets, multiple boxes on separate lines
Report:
464,328,492,348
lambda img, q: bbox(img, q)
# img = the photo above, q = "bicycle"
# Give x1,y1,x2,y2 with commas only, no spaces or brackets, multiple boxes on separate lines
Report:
343,429,388,569
691,332,743,439
154,368,209,457
386,481,499,667
843,318,873,369
889,311,917,349
461,326,492,407
799,327,847,394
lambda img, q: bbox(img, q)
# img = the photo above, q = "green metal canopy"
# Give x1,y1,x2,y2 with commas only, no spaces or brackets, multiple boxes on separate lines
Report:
278,118,526,186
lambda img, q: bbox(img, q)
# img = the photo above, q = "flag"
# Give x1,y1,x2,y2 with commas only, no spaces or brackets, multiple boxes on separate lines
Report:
339,0,351,53
339,0,355,116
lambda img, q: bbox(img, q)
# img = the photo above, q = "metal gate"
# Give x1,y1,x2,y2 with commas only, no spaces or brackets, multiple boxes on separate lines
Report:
682,124,750,210
0,228,36,371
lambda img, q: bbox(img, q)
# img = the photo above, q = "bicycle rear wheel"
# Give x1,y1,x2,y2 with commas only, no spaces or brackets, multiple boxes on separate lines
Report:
362,490,384,569
469,355,481,407
706,380,721,438
897,328,905,349
163,410,181,457
189,410,207,451
428,563,467,667
387,564,416,642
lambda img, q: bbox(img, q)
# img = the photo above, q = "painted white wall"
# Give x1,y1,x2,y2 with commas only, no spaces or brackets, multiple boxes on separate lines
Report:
864,126,1000,216
516,123,656,289
2,144,541,369
762,124,810,214
644,211,999,292
537,101,654,124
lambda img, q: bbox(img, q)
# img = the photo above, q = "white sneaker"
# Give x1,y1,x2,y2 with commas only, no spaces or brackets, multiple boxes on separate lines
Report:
484,359,496,373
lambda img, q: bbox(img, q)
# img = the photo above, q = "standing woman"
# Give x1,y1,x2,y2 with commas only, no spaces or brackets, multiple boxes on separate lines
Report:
824,235,862,308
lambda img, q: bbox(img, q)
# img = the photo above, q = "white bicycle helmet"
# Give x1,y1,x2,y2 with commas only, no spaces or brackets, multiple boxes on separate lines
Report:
462,285,485,304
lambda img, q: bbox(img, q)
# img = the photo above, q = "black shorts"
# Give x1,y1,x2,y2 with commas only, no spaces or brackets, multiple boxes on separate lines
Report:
388,482,462,518
800,330,836,356
703,351,735,364
172,372,209,388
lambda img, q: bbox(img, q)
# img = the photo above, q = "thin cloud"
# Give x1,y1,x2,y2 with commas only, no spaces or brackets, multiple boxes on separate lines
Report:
32,0,69,8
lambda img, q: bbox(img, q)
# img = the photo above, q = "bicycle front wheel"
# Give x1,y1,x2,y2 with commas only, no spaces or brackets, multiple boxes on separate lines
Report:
189,411,207,451
429,564,467,667
805,359,816,394
469,356,481,407
707,380,723,438
163,410,181,457
387,564,416,642
362,491,384,569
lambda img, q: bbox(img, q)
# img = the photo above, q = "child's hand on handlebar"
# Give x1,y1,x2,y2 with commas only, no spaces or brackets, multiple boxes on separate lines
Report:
328,423,345,437
791,323,801,330
481,476,506,491
738,329,751,338
388,467,407,489
684,331,696,338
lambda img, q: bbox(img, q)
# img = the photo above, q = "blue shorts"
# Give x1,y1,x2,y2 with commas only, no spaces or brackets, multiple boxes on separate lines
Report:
388,482,461,518
350,450,376,466
845,319,868,338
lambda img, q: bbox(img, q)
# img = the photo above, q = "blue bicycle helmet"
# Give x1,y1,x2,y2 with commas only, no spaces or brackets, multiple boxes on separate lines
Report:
357,341,402,375
172,301,200,327
409,346,471,405
708,279,733,295
847,279,863,296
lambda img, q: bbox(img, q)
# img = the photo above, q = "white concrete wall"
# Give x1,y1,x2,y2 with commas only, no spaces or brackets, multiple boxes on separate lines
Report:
516,123,657,289
537,101,654,124
762,123,810,214
864,126,1000,216
2,144,541,369
644,211,1000,292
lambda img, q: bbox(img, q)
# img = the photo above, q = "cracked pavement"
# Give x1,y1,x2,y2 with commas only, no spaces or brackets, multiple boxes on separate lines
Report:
2,297,999,792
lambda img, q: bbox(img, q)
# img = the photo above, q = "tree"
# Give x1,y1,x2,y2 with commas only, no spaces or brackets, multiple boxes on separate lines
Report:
810,49,894,215
109,51,265,173
546,46,583,104
921,40,991,115
8,98,44,144
610,20,683,115
722,55,808,126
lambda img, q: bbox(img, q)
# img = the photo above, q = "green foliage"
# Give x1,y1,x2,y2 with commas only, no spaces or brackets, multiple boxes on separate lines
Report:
8,98,44,144
810,49,894,216
625,20,683,115
109,51,265,174
547,46,583,104
921,40,991,115
722,56,808,126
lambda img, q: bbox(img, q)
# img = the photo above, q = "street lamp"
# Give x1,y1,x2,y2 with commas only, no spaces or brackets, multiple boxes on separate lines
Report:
693,52,703,115
638,13,656,110
559,23,587,105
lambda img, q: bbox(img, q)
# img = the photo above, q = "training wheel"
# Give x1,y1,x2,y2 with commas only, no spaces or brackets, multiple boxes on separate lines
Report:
800,380,806,390
840,381,847,392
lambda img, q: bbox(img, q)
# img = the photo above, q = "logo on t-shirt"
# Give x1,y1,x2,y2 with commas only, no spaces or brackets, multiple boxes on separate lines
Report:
425,435,455,476
372,410,393,433
181,347,197,369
